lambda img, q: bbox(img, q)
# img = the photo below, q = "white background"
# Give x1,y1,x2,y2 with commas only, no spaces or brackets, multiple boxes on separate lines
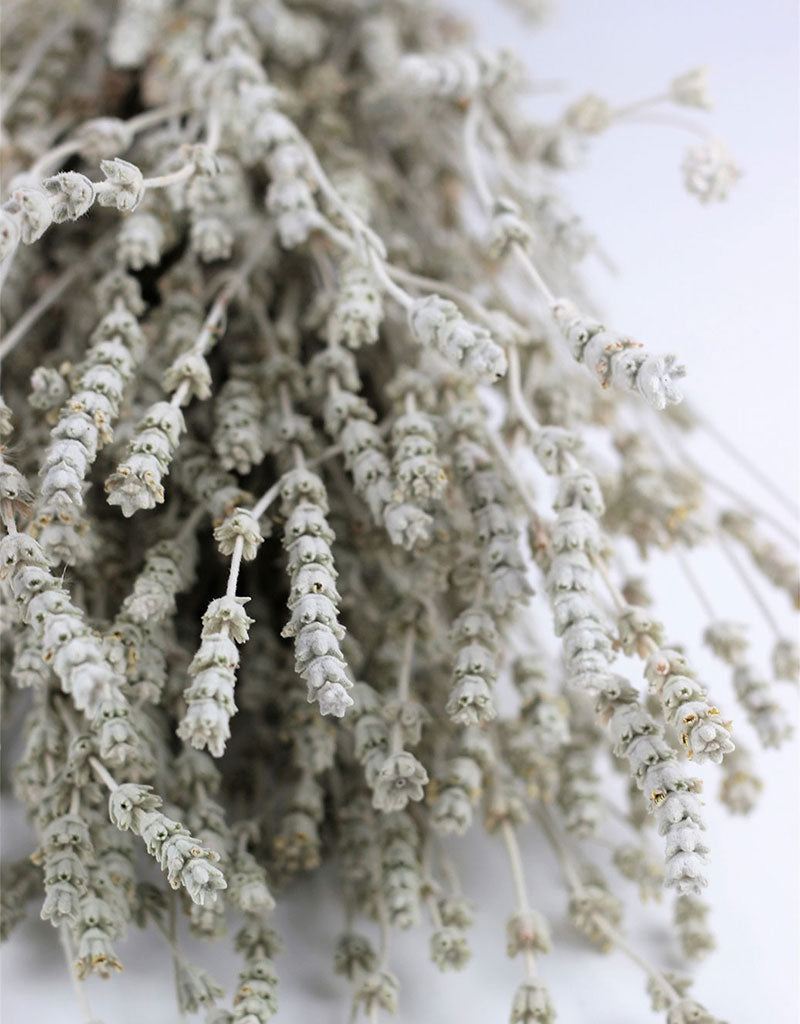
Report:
2,1,798,1022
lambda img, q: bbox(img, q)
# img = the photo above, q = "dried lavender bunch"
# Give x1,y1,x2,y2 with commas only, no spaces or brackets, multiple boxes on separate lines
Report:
0,3,796,1024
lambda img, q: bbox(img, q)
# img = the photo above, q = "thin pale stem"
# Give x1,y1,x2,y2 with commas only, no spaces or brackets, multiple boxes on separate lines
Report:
620,110,710,141
537,806,683,1005
462,103,495,211
397,623,415,705
168,891,189,1024
170,243,267,407
176,503,206,543
386,264,501,325
390,623,416,754
718,533,782,637
483,429,541,526
674,546,717,620
20,104,189,183
142,162,196,190
127,104,189,134
252,480,283,522
510,242,557,305
376,889,390,969
1,16,72,122
610,92,673,120
592,553,633,615
58,926,95,1024
500,822,537,980
506,345,541,443
464,102,557,305
501,822,530,914
89,755,119,792
693,410,799,520
226,534,245,599
26,139,79,182
369,250,414,310
0,262,81,363
299,138,386,260
433,834,463,897
654,415,797,544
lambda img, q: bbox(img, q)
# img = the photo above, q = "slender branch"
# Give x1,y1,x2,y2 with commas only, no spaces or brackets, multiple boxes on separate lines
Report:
0,16,72,123
0,262,81,363
674,546,717,620
692,410,800,520
718,533,782,637
89,756,119,792
537,806,684,1005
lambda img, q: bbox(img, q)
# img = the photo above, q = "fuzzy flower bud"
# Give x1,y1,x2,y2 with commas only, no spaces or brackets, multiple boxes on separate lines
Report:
510,980,556,1024
372,751,429,812
409,296,507,383
682,140,741,203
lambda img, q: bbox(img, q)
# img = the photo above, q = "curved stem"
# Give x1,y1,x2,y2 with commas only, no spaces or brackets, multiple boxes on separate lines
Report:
369,250,413,310
26,139,79,182
385,264,493,324
142,162,195,190
127,103,189,134
299,138,386,260
506,345,541,443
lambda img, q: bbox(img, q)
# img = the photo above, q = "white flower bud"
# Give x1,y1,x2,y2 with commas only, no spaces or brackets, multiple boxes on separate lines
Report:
670,67,714,110
510,979,556,1023
682,139,741,203
488,196,533,259
430,926,471,971
163,352,212,402
446,675,497,725
372,751,429,812
564,93,613,134
43,172,95,222
8,187,53,244
327,257,383,348
0,208,20,262
202,596,254,643
409,295,507,383
506,909,551,957
97,158,145,213
214,510,264,562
